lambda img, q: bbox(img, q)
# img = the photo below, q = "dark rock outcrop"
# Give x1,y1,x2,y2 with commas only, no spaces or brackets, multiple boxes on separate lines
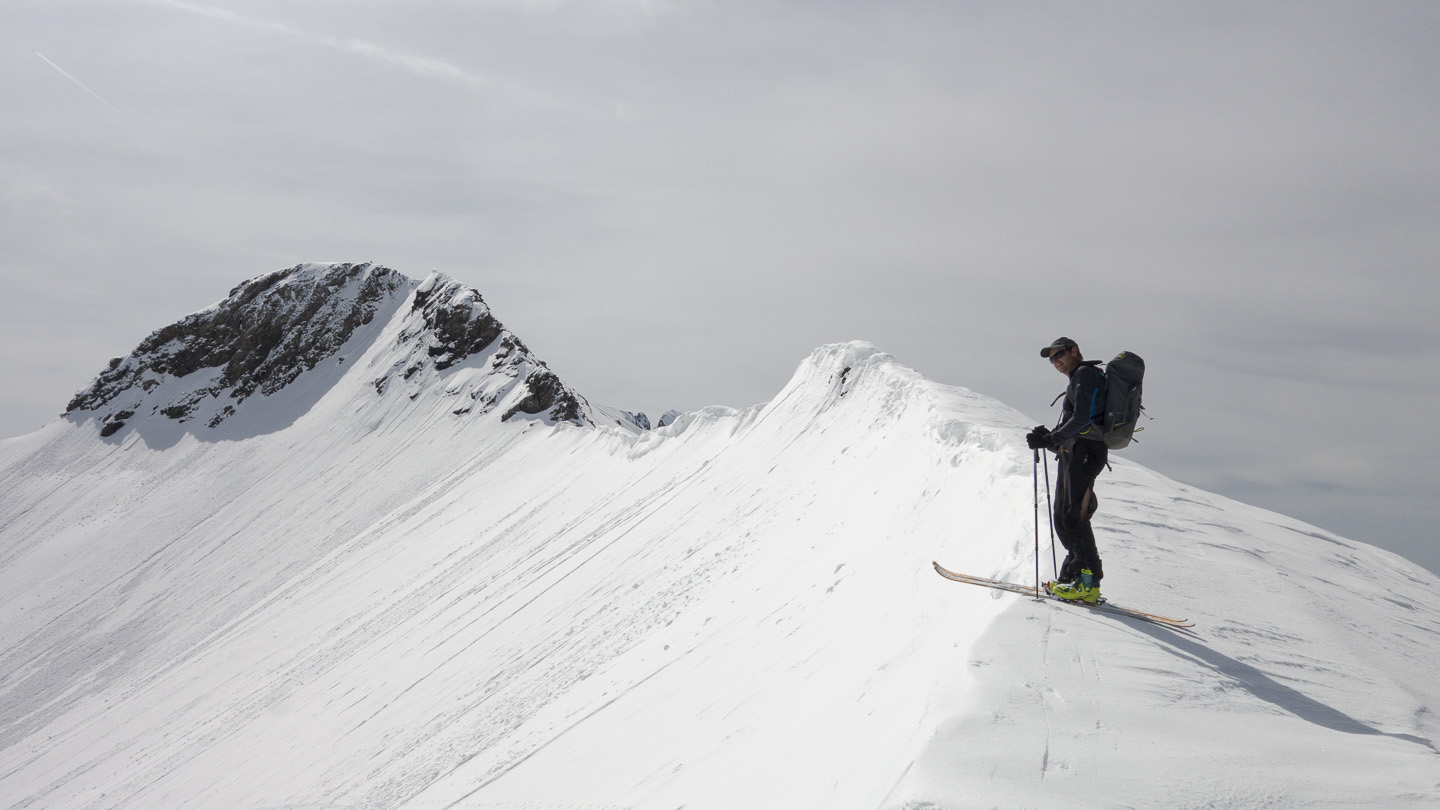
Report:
66,263,407,434
66,263,591,436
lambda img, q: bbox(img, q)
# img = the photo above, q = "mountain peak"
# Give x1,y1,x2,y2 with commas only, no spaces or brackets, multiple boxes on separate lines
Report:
64,263,589,438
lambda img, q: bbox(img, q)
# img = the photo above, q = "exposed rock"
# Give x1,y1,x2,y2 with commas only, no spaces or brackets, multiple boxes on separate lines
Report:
501,368,582,423
377,274,585,426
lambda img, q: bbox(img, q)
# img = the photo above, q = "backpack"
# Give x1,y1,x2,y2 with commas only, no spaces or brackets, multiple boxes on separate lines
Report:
1099,351,1145,449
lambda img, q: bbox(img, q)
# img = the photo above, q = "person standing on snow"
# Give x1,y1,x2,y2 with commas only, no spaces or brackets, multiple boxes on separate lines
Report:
1027,337,1107,604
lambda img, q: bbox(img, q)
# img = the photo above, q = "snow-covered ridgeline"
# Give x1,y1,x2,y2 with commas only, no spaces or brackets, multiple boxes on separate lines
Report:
1,265,1437,808
0,337,1032,809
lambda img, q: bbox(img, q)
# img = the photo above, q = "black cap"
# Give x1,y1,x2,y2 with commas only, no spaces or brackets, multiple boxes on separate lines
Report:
1040,337,1078,358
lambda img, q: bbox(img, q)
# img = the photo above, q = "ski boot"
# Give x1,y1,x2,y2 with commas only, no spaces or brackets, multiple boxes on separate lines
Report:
1049,569,1100,604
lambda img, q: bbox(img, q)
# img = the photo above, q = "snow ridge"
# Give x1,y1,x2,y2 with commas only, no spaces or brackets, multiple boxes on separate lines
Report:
2,270,1439,809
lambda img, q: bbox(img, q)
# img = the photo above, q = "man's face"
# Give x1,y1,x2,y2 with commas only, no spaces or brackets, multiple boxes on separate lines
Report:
1050,345,1079,375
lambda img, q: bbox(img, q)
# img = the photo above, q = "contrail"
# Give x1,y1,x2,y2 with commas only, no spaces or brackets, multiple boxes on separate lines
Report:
34,50,131,121
326,37,494,92
137,0,301,38
141,0,498,93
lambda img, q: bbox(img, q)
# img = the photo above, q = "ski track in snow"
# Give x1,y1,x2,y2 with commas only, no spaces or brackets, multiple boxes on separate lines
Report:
1,309,1438,810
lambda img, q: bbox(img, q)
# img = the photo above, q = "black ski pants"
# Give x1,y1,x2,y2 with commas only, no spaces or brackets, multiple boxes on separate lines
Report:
1054,439,1107,582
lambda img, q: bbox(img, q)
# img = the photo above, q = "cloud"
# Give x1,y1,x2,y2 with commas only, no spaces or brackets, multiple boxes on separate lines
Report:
0,162,65,209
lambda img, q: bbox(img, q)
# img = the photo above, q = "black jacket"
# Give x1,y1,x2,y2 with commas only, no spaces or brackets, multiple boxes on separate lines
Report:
1049,362,1106,450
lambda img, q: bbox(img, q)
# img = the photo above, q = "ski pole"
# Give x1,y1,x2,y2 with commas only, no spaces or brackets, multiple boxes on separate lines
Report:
1033,448,1041,596
1044,451,1057,579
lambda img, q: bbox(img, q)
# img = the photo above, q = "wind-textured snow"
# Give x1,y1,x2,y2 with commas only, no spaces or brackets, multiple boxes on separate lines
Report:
1,266,1438,809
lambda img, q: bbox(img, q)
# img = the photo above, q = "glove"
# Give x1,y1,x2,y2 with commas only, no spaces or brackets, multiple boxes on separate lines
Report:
1025,426,1051,450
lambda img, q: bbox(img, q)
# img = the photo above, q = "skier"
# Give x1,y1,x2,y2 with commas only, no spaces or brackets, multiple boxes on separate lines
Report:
1027,337,1107,604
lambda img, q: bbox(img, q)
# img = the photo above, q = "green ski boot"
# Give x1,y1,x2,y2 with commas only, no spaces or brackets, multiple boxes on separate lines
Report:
1050,569,1100,604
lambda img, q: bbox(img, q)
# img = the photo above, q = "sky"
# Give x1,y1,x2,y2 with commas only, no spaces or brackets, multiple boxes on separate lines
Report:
2,0,1437,575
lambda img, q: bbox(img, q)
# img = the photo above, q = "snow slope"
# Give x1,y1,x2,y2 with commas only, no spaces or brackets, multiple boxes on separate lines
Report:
2,270,1438,809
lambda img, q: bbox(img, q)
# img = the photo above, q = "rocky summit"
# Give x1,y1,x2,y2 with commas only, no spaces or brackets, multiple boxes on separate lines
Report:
64,262,588,437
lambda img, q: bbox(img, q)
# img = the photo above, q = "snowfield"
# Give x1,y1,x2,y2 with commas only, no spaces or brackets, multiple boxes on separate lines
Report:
2,272,1437,809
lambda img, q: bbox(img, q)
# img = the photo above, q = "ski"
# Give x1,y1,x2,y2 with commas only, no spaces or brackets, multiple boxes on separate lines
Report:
932,562,1195,628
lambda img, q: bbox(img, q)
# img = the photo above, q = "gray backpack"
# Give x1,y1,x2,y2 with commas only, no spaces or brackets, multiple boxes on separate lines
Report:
1099,351,1145,449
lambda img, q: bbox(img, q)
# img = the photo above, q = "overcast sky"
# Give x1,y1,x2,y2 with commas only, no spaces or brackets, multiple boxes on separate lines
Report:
3,0,1438,575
